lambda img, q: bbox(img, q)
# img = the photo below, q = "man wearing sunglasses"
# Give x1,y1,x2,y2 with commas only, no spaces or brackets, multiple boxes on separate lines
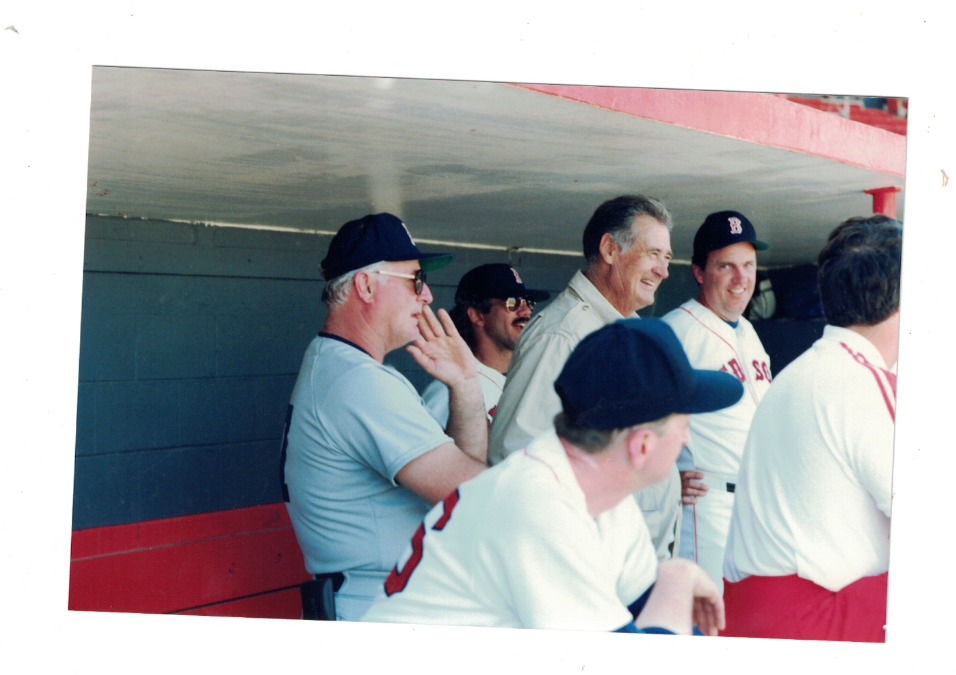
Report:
488,195,684,563
422,263,550,428
281,213,490,622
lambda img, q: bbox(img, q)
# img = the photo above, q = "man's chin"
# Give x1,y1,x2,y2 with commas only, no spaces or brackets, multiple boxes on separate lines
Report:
636,292,657,311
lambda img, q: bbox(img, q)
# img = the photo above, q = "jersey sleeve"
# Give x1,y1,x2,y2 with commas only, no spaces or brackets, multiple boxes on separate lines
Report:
488,331,574,464
421,378,451,429
322,364,453,483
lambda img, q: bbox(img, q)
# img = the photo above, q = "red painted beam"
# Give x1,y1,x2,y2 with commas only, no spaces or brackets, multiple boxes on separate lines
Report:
512,84,906,177
69,503,311,616
175,587,302,619
864,186,903,218
71,503,293,560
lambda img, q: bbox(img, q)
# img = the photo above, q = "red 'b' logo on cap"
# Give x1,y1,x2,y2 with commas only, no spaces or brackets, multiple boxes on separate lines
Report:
728,217,743,234
400,222,415,244
512,268,523,284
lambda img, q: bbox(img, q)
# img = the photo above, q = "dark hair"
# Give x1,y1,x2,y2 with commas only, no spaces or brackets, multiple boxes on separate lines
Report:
582,195,672,267
817,215,902,327
553,411,670,454
449,298,493,351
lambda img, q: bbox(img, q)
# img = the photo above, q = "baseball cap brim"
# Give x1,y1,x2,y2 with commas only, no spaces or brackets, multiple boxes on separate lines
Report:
751,240,770,252
417,253,455,273
679,370,745,415
524,288,551,302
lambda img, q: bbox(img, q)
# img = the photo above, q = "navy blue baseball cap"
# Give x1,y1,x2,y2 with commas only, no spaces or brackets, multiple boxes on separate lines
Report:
454,263,550,305
693,210,769,265
320,213,455,280
554,318,743,430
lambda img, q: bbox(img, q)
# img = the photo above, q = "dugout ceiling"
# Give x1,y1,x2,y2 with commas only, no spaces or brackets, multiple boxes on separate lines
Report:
85,67,907,267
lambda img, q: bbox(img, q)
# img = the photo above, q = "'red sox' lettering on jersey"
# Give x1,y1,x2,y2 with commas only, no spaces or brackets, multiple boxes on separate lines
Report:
752,359,772,382
721,358,747,383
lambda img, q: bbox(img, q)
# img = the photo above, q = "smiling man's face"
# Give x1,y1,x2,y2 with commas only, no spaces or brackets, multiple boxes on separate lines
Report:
479,297,533,352
614,216,672,314
693,242,758,323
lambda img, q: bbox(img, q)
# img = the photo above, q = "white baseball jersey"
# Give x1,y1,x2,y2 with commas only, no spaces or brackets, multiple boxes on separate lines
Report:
661,299,772,590
488,270,682,562
723,325,895,592
422,360,506,427
361,429,659,631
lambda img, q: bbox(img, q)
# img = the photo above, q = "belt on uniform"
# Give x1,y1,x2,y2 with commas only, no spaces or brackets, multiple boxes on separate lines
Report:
698,471,737,494
301,572,345,621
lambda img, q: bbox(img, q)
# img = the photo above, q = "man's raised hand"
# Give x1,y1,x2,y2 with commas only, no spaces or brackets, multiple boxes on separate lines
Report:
407,306,478,386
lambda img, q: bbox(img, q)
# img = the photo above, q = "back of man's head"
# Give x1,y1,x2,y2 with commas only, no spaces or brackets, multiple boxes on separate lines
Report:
818,215,903,327
582,195,672,268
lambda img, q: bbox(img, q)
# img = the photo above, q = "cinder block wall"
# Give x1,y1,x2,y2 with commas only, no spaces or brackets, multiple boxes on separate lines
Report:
74,216,703,530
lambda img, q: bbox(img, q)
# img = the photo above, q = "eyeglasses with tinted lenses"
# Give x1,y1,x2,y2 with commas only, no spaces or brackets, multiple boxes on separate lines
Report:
376,269,426,294
504,297,535,312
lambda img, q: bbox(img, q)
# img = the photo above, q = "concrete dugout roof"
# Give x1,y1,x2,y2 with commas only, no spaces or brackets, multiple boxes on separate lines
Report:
86,67,906,267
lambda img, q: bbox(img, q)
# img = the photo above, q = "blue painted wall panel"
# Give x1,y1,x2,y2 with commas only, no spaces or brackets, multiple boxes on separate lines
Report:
216,311,322,378
77,313,138,382
214,440,286,511
178,375,296,447
74,383,96,456
136,313,218,380
92,380,182,455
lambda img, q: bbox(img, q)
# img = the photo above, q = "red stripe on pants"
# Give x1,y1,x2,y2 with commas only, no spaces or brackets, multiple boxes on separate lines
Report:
721,573,887,642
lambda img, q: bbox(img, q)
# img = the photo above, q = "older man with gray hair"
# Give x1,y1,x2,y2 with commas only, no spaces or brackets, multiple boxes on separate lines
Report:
281,212,488,622
488,195,684,560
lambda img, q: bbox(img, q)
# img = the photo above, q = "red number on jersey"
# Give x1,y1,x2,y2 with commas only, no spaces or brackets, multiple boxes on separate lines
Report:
383,489,461,596
761,362,772,382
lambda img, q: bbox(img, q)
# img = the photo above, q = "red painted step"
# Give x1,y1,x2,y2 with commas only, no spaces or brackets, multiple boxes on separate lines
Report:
69,503,311,618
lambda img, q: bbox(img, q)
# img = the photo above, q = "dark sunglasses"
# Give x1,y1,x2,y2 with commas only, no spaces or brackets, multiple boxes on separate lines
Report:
376,268,427,295
502,297,535,312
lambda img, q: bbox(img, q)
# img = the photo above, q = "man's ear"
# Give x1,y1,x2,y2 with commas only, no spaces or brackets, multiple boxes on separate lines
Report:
466,305,486,327
598,232,621,266
624,427,652,471
353,271,376,304
691,263,706,285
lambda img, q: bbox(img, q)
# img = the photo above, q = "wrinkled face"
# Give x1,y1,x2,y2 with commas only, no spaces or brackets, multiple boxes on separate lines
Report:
479,297,533,352
613,216,672,313
377,260,433,347
694,242,758,322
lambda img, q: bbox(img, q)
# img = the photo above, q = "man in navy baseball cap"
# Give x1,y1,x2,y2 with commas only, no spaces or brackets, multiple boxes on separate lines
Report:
661,209,772,593
691,211,768,267
320,212,454,282
451,263,550,362
362,318,742,634
554,318,744,432
422,263,550,429
283,212,489,622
